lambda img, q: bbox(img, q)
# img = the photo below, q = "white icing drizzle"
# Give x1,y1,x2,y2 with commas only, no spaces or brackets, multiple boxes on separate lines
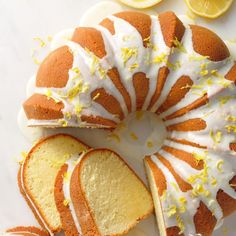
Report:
150,138,236,234
20,160,53,236
22,11,236,235
62,154,85,235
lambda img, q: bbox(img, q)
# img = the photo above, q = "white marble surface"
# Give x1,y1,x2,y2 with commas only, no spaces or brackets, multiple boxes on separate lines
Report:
0,0,236,235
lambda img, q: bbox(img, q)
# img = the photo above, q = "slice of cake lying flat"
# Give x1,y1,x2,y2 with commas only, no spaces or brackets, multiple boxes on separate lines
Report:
55,149,154,236
5,226,49,236
18,134,89,235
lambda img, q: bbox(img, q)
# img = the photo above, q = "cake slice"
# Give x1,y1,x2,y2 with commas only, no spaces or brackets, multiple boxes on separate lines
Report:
54,149,154,236
18,134,89,235
5,226,49,236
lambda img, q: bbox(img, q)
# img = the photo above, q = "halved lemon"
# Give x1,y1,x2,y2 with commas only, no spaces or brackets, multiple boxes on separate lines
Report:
185,0,233,19
118,0,162,9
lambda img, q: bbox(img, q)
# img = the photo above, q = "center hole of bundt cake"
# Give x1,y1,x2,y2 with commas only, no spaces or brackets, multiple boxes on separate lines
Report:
113,111,167,155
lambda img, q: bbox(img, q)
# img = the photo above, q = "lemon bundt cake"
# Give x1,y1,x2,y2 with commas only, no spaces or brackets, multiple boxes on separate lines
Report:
22,10,236,235
18,134,89,235
54,149,153,236
5,227,49,236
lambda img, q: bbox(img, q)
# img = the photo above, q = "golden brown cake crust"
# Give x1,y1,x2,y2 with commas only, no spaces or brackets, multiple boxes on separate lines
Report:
166,118,207,132
69,149,153,236
72,27,106,58
132,72,149,110
145,157,167,196
54,164,80,236
91,88,124,120
191,25,230,62
36,46,73,88
164,94,209,121
99,18,115,35
148,66,170,110
114,11,151,47
156,76,193,114
166,226,184,236
70,160,101,236
225,62,236,84
107,68,132,113
158,11,185,48
23,94,64,120
6,226,49,236
156,153,192,192
216,176,236,217
193,201,217,236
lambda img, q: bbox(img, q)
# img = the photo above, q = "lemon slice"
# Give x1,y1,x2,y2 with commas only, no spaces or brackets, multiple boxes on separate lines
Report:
185,0,233,19
118,0,162,9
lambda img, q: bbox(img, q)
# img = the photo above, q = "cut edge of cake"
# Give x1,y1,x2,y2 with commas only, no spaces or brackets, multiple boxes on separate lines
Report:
55,148,154,236
18,134,89,235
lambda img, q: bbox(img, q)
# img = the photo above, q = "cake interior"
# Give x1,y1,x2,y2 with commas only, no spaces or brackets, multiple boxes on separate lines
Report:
80,150,153,235
23,135,87,231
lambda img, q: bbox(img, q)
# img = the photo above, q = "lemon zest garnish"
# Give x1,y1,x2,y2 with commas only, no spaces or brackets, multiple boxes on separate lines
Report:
65,112,72,120
204,190,211,197
18,151,28,164
189,54,209,61
179,197,187,204
200,69,209,76
210,130,222,144
153,53,167,64
107,133,121,143
216,160,224,173
75,103,83,116
130,132,138,141
71,67,80,75
121,47,138,65
92,93,100,101
211,177,217,186
59,119,68,127
33,37,46,47
172,37,186,53
225,125,236,133
226,115,236,122
98,67,107,79
176,214,185,234
193,152,206,163
211,69,218,75
166,205,177,217
63,198,71,206
129,63,139,72
147,141,154,148
45,89,52,100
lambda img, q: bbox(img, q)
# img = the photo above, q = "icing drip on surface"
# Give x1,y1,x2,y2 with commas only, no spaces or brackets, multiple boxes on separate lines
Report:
62,156,84,235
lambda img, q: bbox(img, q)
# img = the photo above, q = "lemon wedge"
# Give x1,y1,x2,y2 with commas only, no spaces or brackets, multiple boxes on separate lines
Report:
118,0,162,9
185,0,233,19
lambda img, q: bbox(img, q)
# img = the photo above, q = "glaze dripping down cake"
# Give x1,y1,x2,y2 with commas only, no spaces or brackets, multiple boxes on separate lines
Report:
22,11,236,236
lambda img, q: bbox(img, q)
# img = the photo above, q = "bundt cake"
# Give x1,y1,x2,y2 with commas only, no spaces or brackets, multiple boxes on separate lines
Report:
54,149,153,236
22,10,236,236
18,134,89,235
5,226,49,236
